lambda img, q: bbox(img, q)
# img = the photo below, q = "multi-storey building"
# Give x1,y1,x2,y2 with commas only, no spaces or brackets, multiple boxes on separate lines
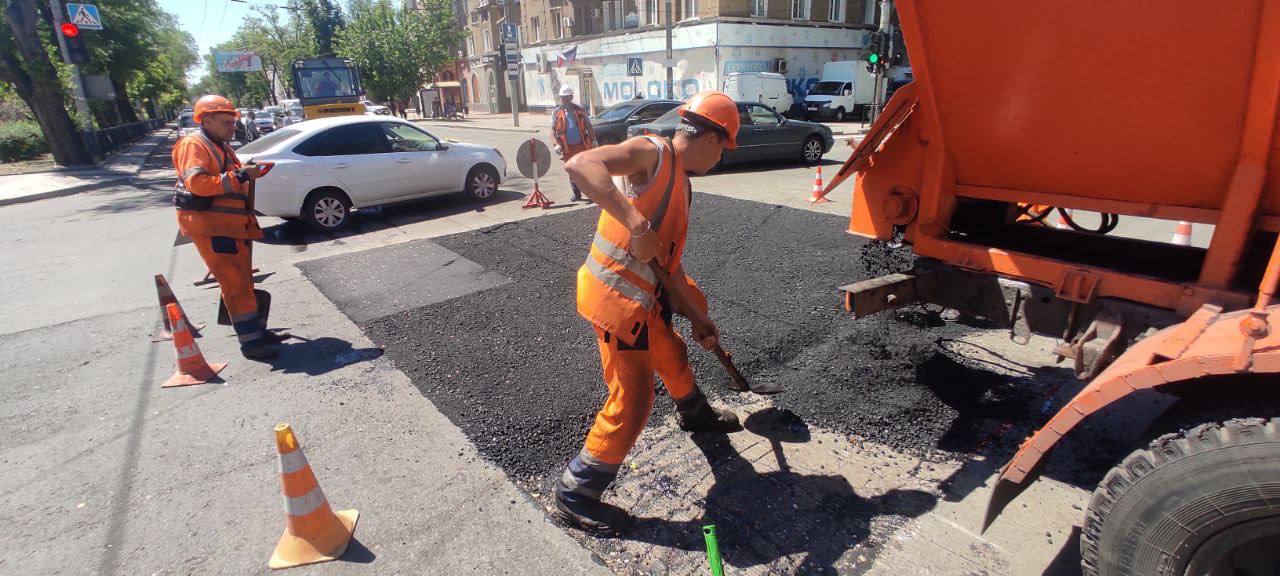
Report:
459,0,526,113
515,0,883,113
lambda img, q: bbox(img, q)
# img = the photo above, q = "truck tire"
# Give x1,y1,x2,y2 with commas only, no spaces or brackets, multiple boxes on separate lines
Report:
834,107,846,122
1081,417,1280,576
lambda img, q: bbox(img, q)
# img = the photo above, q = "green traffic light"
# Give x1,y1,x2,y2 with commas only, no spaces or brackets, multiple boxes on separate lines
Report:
868,53,880,64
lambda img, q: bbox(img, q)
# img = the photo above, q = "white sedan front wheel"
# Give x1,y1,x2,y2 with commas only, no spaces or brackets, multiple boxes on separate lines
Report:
466,165,499,200
302,189,352,232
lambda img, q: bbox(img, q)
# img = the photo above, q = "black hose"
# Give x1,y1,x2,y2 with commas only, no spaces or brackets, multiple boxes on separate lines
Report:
1056,207,1119,234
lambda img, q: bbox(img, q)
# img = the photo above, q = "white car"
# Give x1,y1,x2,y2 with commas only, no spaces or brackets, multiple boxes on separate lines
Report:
237,115,505,231
362,100,391,115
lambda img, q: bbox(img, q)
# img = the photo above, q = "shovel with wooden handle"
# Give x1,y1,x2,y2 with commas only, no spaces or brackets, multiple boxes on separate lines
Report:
645,261,783,396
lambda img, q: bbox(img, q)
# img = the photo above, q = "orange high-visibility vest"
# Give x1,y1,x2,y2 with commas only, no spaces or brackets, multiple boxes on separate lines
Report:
172,130,262,240
553,104,597,150
576,135,690,345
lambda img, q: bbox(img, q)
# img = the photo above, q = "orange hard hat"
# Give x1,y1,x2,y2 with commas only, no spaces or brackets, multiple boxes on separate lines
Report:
193,95,239,123
678,91,739,149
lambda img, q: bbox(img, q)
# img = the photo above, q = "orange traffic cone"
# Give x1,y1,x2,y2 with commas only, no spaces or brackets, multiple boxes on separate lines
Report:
152,274,204,342
808,165,831,203
269,424,358,570
162,303,226,388
1172,221,1193,246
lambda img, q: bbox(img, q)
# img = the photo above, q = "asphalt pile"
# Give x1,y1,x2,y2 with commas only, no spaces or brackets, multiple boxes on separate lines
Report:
357,194,1041,480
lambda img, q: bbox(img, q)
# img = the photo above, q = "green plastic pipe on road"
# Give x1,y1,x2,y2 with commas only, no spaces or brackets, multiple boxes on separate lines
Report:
703,524,724,576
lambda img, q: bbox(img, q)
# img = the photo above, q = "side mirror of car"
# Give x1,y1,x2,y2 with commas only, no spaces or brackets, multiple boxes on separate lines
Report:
437,142,450,151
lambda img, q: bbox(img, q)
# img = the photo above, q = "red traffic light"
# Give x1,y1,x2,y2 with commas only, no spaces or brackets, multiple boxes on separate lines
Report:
60,22,80,37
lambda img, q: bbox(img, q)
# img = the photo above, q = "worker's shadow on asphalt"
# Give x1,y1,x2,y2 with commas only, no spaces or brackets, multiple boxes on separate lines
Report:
624,408,937,574
262,335,384,376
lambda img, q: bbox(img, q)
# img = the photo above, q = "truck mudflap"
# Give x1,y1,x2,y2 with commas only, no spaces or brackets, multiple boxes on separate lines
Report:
981,303,1280,532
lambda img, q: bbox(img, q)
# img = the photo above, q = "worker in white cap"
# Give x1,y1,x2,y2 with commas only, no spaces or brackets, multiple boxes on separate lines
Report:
551,83,597,202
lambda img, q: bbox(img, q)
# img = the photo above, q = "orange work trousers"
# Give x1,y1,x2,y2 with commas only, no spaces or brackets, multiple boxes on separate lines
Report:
190,233,262,344
583,312,697,465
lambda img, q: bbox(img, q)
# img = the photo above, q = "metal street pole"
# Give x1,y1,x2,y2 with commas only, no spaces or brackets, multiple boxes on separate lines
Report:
505,5,519,127
665,0,673,99
47,0,97,156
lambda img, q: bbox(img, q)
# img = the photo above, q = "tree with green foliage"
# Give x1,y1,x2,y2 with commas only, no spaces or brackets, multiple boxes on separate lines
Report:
129,17,197,119
238,6,317,100
0,0,92,165
337,0,463,113
302,0,343,57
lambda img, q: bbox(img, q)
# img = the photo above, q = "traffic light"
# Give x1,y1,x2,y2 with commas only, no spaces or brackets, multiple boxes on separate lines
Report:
865,31,887,74
60,22,90,65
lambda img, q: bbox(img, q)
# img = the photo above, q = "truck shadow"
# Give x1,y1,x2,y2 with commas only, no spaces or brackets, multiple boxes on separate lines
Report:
619,409,937,574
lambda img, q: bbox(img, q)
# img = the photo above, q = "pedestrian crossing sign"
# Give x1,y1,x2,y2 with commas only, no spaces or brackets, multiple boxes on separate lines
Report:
627,57,643,77
67,3,103,30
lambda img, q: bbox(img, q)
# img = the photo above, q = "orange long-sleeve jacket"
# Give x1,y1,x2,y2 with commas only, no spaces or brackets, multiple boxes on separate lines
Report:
172,130,262,239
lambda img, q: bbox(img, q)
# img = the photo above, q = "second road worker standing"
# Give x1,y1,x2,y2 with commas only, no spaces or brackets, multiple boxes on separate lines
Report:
555,91,743,535
551,84,597,202
172,95,284,360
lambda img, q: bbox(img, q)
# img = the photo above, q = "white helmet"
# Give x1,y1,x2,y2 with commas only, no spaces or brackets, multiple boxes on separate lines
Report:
558,84,575,97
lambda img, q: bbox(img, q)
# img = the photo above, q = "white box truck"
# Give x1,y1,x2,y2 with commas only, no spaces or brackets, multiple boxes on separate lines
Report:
802,61,875,122
722,72,792,114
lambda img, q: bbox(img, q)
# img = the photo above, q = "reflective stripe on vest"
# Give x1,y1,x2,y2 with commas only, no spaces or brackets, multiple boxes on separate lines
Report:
578,144,678,311
584,256,654,310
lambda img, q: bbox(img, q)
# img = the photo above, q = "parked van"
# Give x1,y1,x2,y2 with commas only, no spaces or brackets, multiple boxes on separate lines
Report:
722,72,791,114
802,61,875,121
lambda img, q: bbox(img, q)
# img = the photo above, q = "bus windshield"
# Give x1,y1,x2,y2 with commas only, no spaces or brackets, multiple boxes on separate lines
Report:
296,67,358,99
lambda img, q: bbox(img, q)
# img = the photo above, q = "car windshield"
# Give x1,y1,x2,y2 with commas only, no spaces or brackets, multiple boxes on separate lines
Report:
810,81,846,96
237,128,301,155
593,102,641,122
254,111,273,119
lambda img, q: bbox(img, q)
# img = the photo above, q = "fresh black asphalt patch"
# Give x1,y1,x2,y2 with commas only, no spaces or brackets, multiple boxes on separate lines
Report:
300,193,1052,481
297,240,512,323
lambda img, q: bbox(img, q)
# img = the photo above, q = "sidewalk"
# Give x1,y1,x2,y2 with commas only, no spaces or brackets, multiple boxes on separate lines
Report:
411,111,544,134
0,126,174,207
412,109,870,138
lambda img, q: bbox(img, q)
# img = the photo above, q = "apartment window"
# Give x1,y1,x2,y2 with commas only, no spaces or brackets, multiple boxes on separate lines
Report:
751,0,767,17
470,11,479,24
791,0,810,19
482,28,491,52
621,0,639,28
828,0,845,22
862,0,876,24
681,0,696,19
466,35,475,56
531,17,541,42
552,8,564,37
645,0,659,25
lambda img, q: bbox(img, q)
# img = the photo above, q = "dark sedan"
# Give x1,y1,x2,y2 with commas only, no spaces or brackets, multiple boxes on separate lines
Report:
591,99,682,145
627,102,833,165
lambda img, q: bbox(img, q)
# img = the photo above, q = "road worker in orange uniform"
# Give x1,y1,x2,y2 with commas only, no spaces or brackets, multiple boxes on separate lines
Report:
555,91,743,535
173,95,279,360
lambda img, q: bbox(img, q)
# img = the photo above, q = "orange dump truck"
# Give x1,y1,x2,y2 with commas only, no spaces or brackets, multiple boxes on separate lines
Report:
826,1,1280,574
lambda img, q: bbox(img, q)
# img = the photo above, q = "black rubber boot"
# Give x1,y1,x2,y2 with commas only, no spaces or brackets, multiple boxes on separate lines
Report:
675,390,741,432
553,495,634,537
240,340,279,360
